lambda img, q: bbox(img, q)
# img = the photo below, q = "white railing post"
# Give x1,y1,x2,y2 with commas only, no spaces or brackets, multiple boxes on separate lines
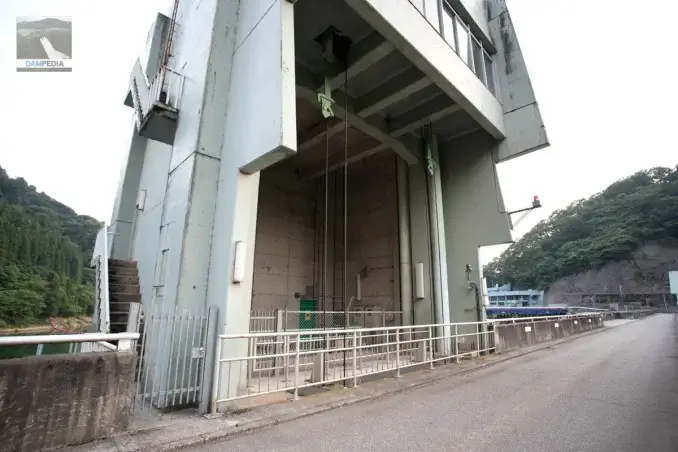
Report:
454,325,460,363
284,335,290,383
293,333,301,400
274,309,283,376
428,326,434,369
395,327,401,378
352,331,358,387
117,339,133,351
210,336,222,415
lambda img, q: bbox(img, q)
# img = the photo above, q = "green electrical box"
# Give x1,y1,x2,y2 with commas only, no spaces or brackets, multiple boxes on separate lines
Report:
299,299,317,330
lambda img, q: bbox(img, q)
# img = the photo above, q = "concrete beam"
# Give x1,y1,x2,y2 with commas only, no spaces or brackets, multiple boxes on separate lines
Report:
305,143,387,180
328,32,393,90
438,127,482,144
353,67,432,118
389,96,462,137
298,121,344,151
296,66,419,164
298,34,397,151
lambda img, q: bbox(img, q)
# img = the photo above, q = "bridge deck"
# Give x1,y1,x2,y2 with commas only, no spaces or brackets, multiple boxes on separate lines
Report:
187,314,678,452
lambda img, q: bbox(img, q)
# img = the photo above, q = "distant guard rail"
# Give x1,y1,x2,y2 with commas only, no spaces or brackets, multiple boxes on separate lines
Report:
211,313,606,412
0,332,140,353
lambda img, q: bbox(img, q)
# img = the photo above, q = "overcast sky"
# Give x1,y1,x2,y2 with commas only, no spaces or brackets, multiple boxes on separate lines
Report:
0,0,675,265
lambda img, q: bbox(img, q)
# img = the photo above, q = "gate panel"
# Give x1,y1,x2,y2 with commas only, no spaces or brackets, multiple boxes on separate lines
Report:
134,305,215,412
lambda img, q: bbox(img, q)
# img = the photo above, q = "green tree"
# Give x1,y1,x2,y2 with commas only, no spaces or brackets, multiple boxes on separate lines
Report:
484,166,678,290
0,165,102,327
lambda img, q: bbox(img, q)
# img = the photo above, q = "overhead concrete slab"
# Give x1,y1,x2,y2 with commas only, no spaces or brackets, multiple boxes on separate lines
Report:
344,0,505,140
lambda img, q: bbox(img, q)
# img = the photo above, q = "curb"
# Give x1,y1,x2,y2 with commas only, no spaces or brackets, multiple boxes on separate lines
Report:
108,316,652,451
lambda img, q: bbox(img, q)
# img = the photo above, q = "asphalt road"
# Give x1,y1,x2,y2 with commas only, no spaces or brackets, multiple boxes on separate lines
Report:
189,314,678,452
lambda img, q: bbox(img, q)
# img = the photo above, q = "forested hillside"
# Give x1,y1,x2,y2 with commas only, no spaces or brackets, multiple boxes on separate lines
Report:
0,166,102,327
484,166,678,290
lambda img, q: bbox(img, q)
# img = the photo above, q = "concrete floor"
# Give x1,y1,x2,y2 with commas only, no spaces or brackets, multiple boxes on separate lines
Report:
185,314,678,452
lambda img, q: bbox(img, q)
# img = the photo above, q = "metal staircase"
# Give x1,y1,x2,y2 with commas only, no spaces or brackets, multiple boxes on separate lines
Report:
124,59,184,145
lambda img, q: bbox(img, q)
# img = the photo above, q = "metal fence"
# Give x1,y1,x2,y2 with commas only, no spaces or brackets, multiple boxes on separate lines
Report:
248,309,402,373
134,306,215,412
550,293,673,310
210,313,606,410
249,309,403,333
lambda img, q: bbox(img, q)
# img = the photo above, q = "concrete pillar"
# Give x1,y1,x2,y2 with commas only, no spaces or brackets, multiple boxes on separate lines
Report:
438,131,513,326
109,124,146,261
424,132,451,353
408,159,434,327
205,0,297,409
396,158,413,326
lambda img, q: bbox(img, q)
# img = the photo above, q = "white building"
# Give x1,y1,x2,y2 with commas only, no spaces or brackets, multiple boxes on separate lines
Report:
107,0,548,411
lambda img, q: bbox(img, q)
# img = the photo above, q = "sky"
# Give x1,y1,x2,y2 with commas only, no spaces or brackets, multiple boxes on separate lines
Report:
0,0,676,266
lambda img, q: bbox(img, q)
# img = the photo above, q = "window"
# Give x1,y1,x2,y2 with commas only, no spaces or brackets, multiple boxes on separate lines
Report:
455,17,470,65
484,51,496,95
424,0,440,31
471,37,484,80
409,0,425,15
442,7,457,52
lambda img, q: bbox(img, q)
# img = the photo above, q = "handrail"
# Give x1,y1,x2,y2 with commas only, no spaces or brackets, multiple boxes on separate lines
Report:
0,332,140,352
221,313,605,339
0,332,139,345
91,225,111,333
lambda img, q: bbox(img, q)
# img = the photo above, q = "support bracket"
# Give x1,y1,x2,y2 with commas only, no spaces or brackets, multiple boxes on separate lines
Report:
317,77,335,119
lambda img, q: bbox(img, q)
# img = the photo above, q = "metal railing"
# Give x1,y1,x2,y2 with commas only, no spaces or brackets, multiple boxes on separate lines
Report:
250,309,403,333
0,332,139,352
148,66,184,111
128,58,184,130
91,225,112,333
211,313,604,411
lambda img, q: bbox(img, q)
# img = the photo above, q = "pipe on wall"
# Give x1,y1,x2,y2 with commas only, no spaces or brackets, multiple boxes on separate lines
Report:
424,130,451,353
396,157,414,325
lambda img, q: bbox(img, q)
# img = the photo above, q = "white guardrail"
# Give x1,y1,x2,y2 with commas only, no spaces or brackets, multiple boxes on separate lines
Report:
211,313,606,412
91,225,112,333
0,332,140,352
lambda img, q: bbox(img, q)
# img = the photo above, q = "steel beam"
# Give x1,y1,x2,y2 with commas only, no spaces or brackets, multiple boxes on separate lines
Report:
296,65,419,164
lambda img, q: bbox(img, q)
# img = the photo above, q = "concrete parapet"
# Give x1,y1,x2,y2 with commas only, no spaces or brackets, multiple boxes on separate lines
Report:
493,316,604,353
0,351,137,451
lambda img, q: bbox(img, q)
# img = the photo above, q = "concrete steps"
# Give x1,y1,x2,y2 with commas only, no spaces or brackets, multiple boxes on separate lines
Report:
108,259,141,335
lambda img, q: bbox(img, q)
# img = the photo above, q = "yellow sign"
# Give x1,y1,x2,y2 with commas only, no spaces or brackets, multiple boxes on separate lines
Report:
305,312,311,321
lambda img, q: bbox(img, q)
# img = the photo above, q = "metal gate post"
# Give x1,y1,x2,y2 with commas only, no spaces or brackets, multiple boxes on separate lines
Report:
199,306,219,415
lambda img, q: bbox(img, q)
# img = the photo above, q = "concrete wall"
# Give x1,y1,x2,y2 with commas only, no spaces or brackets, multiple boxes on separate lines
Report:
439,130,512,326
344,153,399,311
494,317,604,353
110,123,146,261
456,0,490,40
252,161,316,311
0,352,137,451
253,153,399,314
488,0,549,162
132,139,172,312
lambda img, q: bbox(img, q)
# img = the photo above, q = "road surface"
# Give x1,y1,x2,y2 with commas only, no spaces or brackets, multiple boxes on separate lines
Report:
189,314,678,452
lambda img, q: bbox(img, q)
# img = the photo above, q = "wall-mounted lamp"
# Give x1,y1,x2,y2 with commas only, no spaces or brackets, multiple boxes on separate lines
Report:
232,241,245,284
